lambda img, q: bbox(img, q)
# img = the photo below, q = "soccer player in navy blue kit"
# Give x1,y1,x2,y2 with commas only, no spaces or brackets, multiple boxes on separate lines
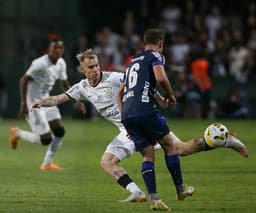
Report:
117,28,195,211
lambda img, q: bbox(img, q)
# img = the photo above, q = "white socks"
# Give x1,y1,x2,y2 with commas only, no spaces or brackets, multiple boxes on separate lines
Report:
126,182,143,194
16,129,63,166
16,129,41,144
42,136,63,165
16,130,181,169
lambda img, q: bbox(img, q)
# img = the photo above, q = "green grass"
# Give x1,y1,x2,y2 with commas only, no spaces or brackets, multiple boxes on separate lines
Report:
0,118,256,213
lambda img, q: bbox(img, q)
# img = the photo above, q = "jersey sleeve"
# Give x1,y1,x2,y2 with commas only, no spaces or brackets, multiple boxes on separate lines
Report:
65,83,81,101
151,51,165,67
120,72,126,83
25,60,44,77
109,72,123,87
58,59,68,80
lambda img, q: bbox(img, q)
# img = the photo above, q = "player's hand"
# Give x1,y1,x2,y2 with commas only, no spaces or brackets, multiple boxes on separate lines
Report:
30,102,42,111
166,94,177,107
155,90,169,108
75,101,86,114
158,97,169,108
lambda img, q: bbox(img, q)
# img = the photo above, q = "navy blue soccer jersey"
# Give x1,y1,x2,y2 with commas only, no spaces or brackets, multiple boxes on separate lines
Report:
121,50,165,121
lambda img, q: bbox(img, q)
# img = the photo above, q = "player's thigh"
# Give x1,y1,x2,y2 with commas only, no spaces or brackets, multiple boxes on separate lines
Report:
27,108,50,135
144,112,170,140
123,118,152,151
123,112,170,151
113,131,135,155
46,106,62,129
104,145,132,161
157,133,173,148
104,137,134,161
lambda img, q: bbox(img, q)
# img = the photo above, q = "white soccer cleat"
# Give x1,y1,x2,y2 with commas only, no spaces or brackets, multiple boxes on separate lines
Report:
119,191,147,203
225,132,248,157
177,185,195,201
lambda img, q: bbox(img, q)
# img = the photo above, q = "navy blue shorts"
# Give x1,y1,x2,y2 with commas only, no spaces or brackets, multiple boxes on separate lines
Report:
122,111,170,151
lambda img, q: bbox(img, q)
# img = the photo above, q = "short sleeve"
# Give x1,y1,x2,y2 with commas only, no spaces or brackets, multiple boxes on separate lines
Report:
25,60,43,77
109,72,123,87
66,83,81,101
151,51,165,67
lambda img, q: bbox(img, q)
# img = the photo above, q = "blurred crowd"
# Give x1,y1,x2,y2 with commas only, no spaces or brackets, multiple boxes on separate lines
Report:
3,0,256,119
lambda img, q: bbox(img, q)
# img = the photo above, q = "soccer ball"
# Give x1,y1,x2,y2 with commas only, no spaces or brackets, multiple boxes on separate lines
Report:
204,123,229,147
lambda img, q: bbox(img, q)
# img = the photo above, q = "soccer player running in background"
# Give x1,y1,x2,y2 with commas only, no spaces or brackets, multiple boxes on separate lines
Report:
9,38,85,171
116,28,247,211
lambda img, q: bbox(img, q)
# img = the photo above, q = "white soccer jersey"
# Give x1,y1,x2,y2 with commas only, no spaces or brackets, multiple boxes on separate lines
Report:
26,54,67,106
66,71,161,159
66,71,124,130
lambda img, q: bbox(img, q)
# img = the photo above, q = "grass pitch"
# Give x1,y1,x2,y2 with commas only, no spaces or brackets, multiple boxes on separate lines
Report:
0,118,255,213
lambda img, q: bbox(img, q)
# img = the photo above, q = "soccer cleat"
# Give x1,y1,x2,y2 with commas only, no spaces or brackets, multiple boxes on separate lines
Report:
40,162,64,171
150,199,171,211
225,132,248,157
9,126,19,149
119,191,147,203
177,185,195,201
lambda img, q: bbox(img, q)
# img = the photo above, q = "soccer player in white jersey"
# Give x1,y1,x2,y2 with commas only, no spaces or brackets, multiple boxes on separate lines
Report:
31,49,248,203
9,38,85,171
31,49,148,202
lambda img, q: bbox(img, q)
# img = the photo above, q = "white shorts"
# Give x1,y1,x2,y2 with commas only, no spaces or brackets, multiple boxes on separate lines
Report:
27,106,61,135
104,131,135,160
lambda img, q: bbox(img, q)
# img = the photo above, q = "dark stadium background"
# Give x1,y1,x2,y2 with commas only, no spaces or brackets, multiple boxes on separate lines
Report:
0,0,255,119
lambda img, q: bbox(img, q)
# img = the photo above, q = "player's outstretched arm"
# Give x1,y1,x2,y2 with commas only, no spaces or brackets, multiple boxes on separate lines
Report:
31,93,70,109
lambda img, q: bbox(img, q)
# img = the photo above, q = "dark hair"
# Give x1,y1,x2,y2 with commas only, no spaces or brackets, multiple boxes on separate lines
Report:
143,28,165,45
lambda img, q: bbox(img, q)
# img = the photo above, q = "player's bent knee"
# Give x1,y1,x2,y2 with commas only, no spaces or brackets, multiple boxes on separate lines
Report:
100,159,115,172
52,126,65,138
100,159,109,169
41,137,52,146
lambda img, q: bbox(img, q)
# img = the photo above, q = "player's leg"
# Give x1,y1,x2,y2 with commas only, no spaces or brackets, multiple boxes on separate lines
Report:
100,133,146,202
142,112,194,202
169,131,211,156
40,107,64,170
177,139,207,156
141,145,171,211
123,117,170,211
158,133,195,201
170,129,248,157
40,119,64,170
100,152,146,202
9,108,52,149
